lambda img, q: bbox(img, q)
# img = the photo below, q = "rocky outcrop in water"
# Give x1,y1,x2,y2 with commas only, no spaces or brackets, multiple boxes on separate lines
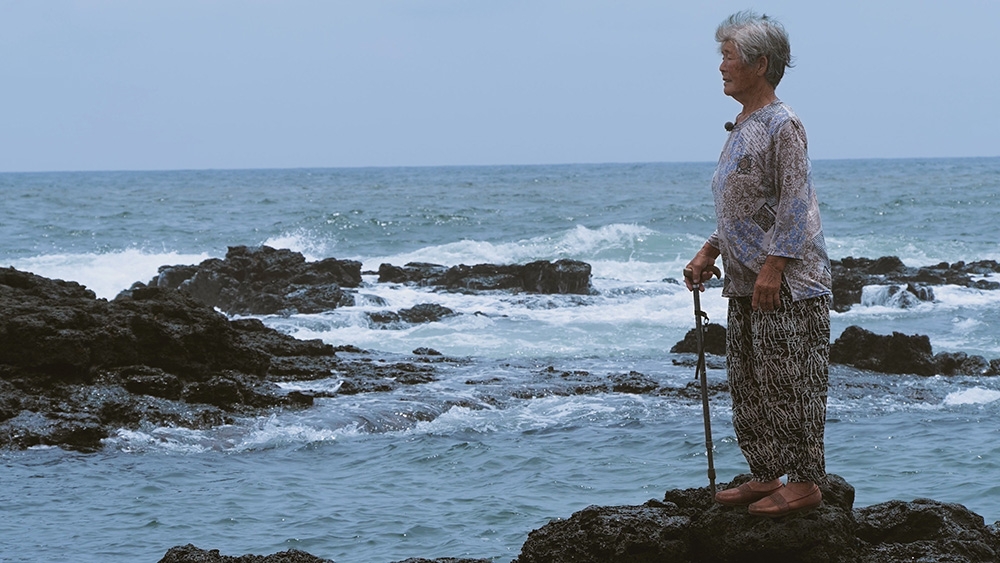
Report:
367,303,458,327
0,267,443,451
831,256,1000,312
512,474,1000,563
670,322,727,356
831,325,1000,376
147,245,363,315
0,265,703,451
377,259,593,294
158,545,334,563
670,322,1000,377
159,475,1000,563
146,246,593,317
464,364,728,403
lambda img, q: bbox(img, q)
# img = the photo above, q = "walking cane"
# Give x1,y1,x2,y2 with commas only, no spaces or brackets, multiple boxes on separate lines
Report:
684,265,721,497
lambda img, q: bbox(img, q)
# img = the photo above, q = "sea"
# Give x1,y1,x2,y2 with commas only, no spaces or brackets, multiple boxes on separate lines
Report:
1,157,999,563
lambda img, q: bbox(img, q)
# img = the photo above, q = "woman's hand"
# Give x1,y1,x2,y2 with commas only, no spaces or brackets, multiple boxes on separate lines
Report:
752,255,789,311
684,244,722,292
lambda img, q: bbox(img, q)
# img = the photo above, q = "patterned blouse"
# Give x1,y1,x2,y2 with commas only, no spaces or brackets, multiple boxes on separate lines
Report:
706,100,832,301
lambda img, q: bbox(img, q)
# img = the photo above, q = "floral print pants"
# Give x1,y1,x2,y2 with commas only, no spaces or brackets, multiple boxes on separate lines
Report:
726,290,831,483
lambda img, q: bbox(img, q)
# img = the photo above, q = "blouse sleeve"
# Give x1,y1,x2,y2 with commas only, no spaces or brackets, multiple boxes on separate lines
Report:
707,229,720,250
767,119,814,259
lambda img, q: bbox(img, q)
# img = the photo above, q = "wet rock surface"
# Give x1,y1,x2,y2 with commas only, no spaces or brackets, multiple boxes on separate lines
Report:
831,325,1000,376
367,303,458,327
147,245,363,315
670,322,727,356
377,259,593,294
510,474,1000,563
158,545,334,563
1,263,702,452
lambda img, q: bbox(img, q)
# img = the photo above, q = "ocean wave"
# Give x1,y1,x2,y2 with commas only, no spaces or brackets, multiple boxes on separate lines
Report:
361,223,670,271
826,235,1000,266
9,249,213,299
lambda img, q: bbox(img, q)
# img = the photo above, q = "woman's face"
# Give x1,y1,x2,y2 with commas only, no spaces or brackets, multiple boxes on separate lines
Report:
719,40,763,101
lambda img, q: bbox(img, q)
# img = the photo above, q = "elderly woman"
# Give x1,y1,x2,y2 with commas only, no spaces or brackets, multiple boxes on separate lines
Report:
684,11,832,518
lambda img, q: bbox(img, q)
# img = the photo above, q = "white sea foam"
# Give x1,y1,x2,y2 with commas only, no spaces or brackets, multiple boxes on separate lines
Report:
943,388,1000,406
276,378,343,393
930,285,1000,309
105,415,361,452
410,394,625,436
853,282,1000,315
107,426,228,454
552,223,660,257
261,278,719,359
10,249,213,299
234,415,347,450
860,285,927,309
262,229,340,262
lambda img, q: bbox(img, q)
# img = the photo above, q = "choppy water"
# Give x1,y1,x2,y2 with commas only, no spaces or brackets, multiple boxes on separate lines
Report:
1,158,999,562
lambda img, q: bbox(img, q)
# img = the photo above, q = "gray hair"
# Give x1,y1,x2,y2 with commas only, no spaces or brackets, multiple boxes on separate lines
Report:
716,10,793,88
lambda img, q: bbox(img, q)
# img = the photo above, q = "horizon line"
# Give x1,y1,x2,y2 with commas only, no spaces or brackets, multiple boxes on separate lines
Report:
1,154,998,175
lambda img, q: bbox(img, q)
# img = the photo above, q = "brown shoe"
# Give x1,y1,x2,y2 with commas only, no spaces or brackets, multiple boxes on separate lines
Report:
748,483,822,518
714,479,783,506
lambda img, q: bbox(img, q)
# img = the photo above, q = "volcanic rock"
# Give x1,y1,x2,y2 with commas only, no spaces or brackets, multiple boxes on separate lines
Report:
378,259,592,294
147,245,362,315
831,325,1000,376
670,323,727,356
368,303,458,327
831,326,937,376
513,474,1000,563
158,544,333,563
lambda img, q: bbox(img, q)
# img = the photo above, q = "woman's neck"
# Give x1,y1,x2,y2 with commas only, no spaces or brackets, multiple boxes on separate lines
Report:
737,90,778,123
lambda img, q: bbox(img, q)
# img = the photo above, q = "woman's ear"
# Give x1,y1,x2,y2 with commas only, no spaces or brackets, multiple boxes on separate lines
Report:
756,56,769,77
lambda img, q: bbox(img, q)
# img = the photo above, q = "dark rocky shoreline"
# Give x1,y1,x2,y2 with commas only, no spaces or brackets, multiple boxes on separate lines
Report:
0,245,600,451
3,247,998,562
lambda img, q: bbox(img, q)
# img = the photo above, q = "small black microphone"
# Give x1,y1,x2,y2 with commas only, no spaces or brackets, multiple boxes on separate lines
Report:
724,121,735,132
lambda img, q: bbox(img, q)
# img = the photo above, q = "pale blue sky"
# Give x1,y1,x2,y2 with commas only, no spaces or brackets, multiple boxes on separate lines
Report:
1,1,997,172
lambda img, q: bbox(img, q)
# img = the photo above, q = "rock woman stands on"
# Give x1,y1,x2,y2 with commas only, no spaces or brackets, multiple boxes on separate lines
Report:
684,10,833,518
